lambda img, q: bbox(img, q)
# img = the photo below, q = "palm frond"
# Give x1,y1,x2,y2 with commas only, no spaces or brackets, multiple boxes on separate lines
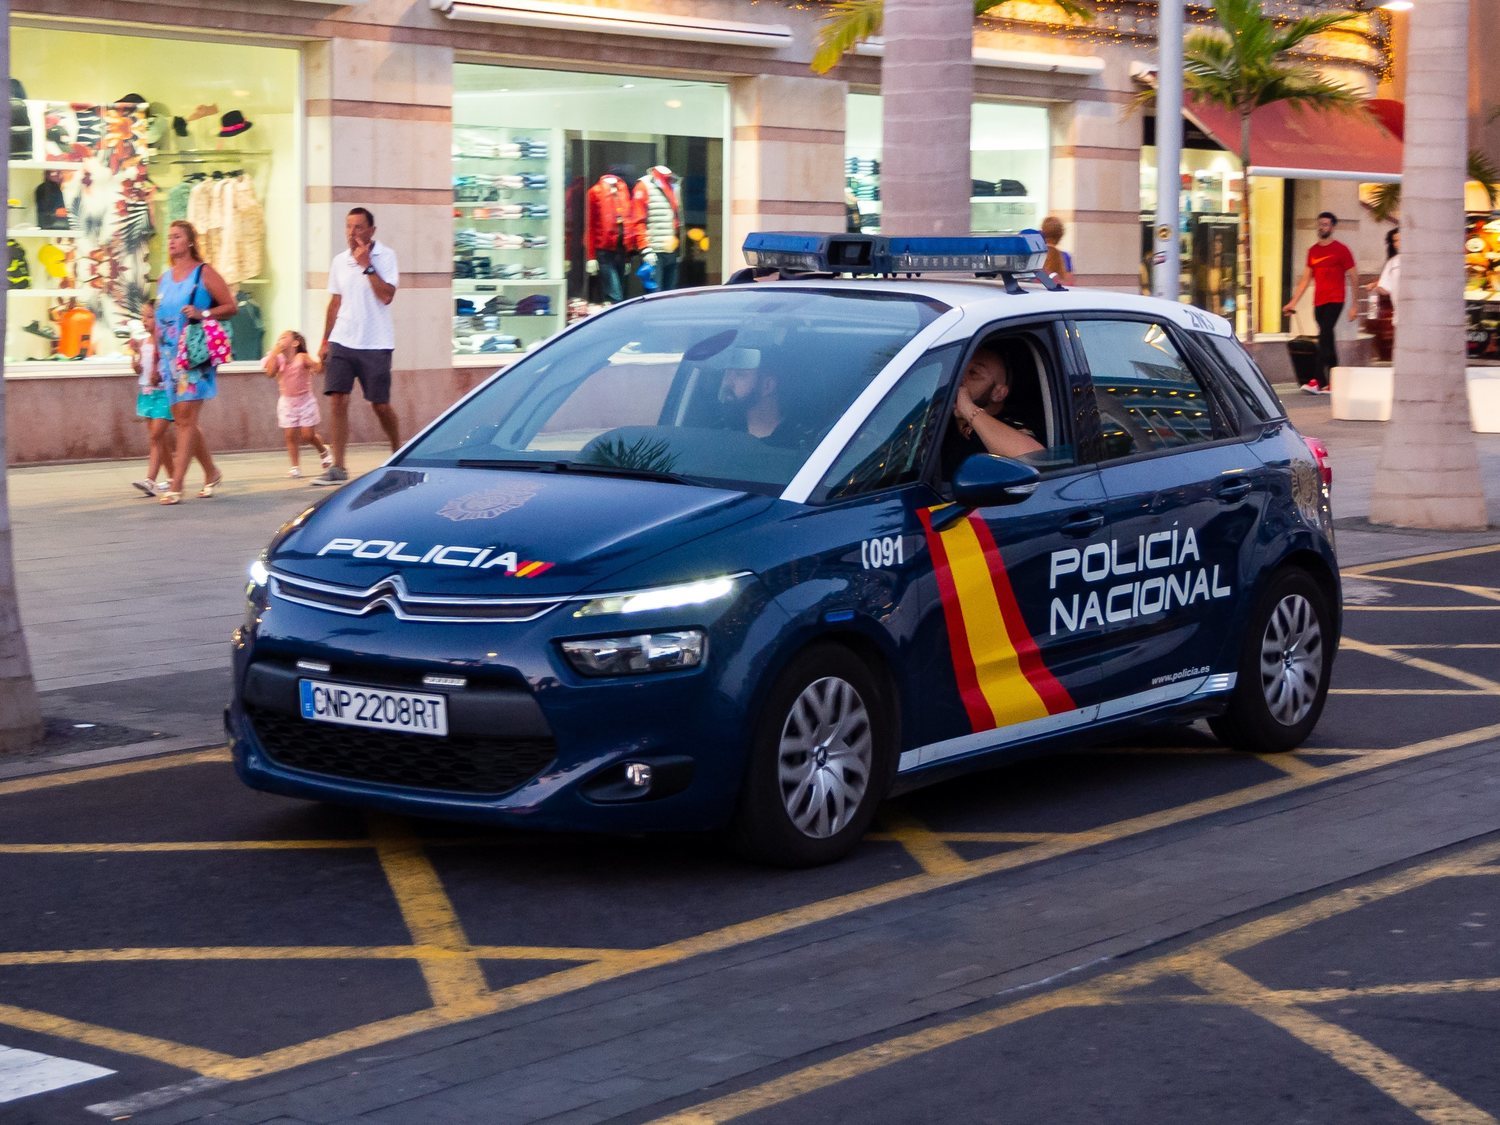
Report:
1367,182,1400,224
810,0,1091,74
811,0,884,75
1469,148,1499,208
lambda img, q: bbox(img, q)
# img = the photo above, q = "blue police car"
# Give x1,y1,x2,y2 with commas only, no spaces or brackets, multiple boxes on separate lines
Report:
230,232,1339,866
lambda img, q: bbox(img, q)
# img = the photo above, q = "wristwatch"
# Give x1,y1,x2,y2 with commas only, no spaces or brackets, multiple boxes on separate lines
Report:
363,265,376,276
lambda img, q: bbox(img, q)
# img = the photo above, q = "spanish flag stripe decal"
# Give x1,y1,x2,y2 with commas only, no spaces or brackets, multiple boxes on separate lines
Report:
917,508,995,730
967,516,1075,714
515,561,543,577
920,508,1070,732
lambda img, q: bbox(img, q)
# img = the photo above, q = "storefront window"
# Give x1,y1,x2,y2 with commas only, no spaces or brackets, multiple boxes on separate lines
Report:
5,25,299,373
844,94,1049,235
1139,143,1245,322
452,65,726,359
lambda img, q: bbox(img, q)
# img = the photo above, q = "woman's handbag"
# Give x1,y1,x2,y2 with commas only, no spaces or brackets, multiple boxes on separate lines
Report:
174,265,233,373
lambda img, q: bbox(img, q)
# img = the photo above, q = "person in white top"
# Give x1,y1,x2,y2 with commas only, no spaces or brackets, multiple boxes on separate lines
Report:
313,207,400,486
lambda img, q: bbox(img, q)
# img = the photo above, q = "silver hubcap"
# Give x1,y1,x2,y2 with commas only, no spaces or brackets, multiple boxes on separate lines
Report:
1259,593,1324,726
777,675,873,839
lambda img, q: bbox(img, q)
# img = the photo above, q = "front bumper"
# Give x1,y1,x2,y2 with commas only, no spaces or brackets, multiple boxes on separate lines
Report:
228,580,776,834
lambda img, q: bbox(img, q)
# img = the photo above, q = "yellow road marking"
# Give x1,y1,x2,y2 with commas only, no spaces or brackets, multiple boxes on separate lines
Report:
652,837,1500,1124
1261,754,1328,783
1341,637,1500,694
1248,977,1500,1006
0,1000,241,1081
366,814,489,1012
0,840,370,854
875,809,968,874
0,747,229,797
1331,689,1492,696
0,944,634,966
7,716,1500,1085
1342,573,1500,602
1386,643,1500,650
1344,605,1500,612
1181,959,1497,1125
1343,543,1500,576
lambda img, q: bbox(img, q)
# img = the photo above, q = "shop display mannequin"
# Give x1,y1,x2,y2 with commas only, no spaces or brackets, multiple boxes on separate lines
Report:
632,165,683,291
584,169,643,304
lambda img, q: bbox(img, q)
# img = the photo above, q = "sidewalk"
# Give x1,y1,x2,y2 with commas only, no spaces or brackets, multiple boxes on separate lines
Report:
4,398,1499,773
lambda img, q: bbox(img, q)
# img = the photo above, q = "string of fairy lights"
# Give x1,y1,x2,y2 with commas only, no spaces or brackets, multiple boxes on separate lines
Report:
748,0,1396,84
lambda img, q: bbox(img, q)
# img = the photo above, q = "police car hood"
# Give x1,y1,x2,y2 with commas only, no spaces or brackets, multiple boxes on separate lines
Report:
271,466,774,596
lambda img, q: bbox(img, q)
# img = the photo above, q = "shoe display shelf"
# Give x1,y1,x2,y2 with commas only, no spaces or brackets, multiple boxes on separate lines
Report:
452,124,564,363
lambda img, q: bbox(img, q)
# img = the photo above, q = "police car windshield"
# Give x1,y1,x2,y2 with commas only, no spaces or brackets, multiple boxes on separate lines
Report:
400,288,948,494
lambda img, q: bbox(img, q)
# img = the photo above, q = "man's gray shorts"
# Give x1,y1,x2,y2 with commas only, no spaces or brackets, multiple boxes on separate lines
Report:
325,343,394,404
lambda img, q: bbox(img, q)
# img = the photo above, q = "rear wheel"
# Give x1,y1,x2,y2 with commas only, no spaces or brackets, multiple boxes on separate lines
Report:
1209,569,1333,754
728,645,894,867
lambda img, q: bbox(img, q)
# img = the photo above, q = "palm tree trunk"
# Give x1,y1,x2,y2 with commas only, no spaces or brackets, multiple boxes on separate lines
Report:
1369,0,1487,529
0,0,45,753
1239,111,1255,342
881,0,973,235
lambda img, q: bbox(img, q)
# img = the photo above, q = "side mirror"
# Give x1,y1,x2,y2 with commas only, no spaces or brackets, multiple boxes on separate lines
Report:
952,453,1040,509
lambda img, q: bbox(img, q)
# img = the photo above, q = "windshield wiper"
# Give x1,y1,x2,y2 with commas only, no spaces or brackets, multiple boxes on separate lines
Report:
456,458,689,485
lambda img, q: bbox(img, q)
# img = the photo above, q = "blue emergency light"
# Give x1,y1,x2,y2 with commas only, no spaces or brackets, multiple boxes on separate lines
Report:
741,230,1051,281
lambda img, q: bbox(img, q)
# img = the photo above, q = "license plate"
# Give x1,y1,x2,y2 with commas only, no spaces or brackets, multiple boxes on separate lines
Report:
298,679,449,737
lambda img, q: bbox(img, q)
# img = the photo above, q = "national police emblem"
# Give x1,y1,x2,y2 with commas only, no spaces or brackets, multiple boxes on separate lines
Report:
438,483,539,522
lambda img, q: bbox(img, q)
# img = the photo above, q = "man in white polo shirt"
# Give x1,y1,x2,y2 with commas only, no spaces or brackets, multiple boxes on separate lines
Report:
313,207,400,486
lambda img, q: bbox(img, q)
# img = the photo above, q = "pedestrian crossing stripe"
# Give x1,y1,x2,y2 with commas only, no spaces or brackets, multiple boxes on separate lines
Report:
0,1043,113,1104
919,507,1074,732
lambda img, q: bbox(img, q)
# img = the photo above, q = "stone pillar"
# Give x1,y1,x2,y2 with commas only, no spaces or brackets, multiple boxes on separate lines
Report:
1048,75,1145,293
729,75,848,269
304,36,458,443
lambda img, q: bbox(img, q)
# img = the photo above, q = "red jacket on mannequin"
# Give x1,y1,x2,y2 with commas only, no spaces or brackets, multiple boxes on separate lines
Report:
585,174,644,259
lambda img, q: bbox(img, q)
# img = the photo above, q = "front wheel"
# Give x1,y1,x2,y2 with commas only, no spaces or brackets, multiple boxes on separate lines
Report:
1209,569,1334,754
728,644,894,867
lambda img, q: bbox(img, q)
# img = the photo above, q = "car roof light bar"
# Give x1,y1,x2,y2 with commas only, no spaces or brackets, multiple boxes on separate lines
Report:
740,230,1060,290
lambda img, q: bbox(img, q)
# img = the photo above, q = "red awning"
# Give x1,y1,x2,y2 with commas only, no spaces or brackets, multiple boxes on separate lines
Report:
1182,97,1403,183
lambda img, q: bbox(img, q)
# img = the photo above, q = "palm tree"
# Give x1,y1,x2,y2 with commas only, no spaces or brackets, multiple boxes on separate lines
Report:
1139,0,1361,341
0,3,44,754
1369,0,1487,530
809,0,1091,76
1366,149,1499,223
811,0,1090,237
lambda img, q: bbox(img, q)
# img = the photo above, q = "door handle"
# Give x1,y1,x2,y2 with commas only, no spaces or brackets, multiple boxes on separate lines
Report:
1216,480,1253,502
1061,511,1105,536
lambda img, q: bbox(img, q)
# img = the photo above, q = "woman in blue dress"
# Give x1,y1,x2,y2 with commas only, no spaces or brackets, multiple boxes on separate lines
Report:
157,220,237,504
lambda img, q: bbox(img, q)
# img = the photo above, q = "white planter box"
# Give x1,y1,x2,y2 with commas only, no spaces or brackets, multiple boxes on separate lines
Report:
1328,366,1500,433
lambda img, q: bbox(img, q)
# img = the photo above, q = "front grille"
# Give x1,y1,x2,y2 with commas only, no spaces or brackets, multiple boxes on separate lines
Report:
270,573,564,623
248,706,555,795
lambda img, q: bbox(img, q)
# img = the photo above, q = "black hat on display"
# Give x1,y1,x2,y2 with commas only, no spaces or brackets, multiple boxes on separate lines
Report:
218,109,252,137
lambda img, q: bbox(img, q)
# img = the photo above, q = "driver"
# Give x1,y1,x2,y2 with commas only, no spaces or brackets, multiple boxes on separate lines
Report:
717,347,810,447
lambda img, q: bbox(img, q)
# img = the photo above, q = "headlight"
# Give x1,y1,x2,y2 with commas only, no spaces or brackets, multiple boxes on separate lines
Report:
572,574,744,618
560,630,706,676
248,558,270,588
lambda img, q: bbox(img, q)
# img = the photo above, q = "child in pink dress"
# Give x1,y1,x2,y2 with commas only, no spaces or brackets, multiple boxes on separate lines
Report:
263,331,333,478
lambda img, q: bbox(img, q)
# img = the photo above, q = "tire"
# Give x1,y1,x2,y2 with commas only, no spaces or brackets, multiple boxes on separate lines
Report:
728,644,895,867
1209,568,1334,754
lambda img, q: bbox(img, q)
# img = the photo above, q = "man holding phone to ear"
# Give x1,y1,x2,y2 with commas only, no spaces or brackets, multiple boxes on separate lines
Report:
314,207,400,486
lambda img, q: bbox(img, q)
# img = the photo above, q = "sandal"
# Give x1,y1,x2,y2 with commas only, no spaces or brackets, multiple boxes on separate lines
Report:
159,491,183,505
198,474,224,498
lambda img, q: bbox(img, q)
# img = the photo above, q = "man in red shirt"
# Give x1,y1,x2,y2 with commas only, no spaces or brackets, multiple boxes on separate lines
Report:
1283,211,1358,395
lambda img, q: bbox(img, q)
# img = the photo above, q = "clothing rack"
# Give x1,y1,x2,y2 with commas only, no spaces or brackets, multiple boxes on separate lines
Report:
160,149,271,166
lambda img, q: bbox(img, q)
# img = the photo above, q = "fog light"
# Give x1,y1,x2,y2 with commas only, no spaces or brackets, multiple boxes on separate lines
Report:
624,762,653,788
560,630,706,676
